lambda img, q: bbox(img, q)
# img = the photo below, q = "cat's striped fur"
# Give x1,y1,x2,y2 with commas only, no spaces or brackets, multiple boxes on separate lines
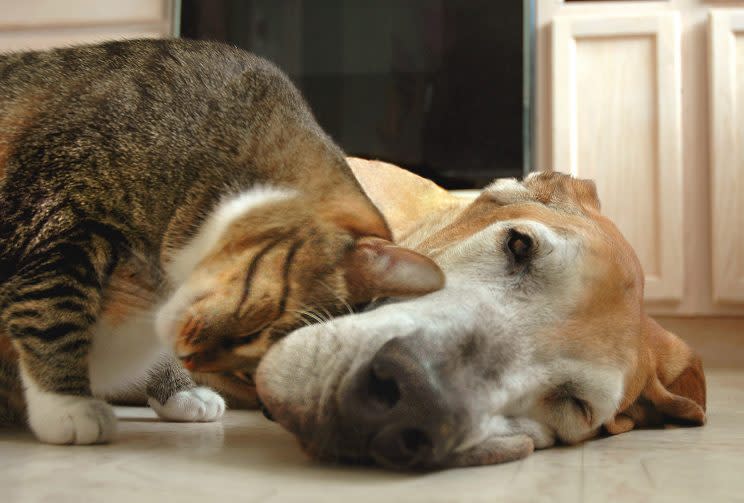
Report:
0,39,436,444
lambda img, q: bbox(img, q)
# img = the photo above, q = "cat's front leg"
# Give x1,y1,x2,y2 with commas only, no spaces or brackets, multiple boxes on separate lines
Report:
3,230,121,444
20,366,116,444
146,356,225,422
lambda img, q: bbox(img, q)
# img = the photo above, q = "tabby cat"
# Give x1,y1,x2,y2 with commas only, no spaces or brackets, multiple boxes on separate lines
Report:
0,39,444,443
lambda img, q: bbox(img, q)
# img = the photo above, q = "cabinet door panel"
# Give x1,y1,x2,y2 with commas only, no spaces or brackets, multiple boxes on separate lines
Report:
0,0,172,54
0,0,166,28
0,29,164,53
552,12,683,301
709,9,744,303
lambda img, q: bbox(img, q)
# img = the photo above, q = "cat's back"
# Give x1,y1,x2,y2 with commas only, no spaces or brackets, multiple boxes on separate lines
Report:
0,39,281,147
0,38,267,104
0,39,318,260
0,39,309,214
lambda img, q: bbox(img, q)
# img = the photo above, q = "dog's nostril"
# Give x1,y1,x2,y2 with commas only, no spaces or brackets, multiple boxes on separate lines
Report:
400,428,432,456
367,366,400,409
371,426,433,468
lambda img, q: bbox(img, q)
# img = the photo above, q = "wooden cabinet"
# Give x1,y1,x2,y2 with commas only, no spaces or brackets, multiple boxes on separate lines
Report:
0,0,174,53
538,1,744,315
709,9,744,305
551,12,683,302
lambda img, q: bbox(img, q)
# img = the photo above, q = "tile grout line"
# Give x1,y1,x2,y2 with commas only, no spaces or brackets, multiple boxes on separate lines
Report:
580,443,586,503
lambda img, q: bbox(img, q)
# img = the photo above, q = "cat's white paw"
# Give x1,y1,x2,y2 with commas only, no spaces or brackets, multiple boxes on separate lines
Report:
148,386,226,422
26,393,117,445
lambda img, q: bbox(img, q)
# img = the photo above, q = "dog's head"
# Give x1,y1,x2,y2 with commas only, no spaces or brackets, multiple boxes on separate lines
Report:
256,159,705,469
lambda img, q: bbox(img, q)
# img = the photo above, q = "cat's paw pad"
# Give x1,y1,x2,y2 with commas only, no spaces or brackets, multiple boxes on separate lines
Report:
148,387,225,422
27,395,117,445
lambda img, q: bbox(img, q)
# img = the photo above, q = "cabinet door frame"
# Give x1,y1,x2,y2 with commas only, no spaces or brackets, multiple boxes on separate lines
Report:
709,9,744,303
551,11,684,301
0,0,175,53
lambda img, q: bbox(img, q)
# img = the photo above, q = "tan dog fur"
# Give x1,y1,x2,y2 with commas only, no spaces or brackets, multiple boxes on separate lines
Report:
348,157,706,434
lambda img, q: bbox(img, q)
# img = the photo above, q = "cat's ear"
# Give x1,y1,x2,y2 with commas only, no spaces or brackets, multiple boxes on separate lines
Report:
343,237,445,303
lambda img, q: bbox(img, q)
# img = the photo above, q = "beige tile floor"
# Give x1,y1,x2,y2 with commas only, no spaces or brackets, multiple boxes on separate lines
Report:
1,368,742,503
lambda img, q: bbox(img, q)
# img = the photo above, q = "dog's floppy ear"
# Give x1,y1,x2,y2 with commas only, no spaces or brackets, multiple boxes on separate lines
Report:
343,237,445,304
605,316,706,434
347,157,461,240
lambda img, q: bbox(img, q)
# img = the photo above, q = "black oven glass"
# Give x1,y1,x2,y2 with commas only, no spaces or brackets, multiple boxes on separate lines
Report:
180,0,532,188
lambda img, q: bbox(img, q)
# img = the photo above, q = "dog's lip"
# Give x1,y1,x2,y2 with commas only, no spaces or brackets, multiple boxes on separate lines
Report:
256,357,355,455
255,395,275,422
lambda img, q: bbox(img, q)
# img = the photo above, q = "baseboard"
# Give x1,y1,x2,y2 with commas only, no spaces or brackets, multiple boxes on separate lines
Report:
656,316,744,369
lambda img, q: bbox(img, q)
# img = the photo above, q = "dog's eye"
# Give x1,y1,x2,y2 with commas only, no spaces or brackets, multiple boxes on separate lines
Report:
506,229,533,263
570,396,593,425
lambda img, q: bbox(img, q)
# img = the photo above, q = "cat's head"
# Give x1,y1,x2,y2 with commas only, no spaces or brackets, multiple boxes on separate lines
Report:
156,187,444,373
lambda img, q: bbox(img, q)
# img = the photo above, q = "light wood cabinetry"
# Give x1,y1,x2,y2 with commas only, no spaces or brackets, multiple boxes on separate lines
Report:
538,0,744,316
0,0,174,53
709,9,744,304
551,12,683,302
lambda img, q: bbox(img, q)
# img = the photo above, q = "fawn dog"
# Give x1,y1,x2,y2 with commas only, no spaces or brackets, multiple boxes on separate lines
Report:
255,158,706,469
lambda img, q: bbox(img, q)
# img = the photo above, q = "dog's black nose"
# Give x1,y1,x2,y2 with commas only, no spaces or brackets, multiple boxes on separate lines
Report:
340,336,459,469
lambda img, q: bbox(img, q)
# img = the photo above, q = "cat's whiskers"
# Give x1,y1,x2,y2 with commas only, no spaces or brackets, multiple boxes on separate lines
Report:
288,307,325,327
301,310,325,325
318,307,333,325
291,309,315,328
314,279,354,316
